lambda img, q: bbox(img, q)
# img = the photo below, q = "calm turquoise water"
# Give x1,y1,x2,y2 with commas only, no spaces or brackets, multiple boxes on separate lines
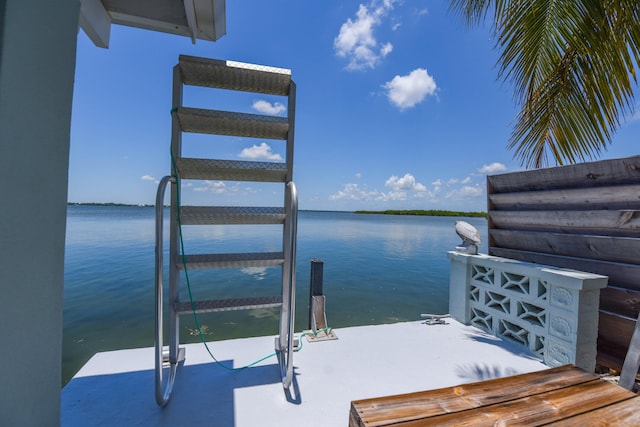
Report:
63,206,487,385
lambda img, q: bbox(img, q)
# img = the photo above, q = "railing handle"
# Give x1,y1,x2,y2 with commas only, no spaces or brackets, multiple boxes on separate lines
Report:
280,181,298,389
155,175,177,406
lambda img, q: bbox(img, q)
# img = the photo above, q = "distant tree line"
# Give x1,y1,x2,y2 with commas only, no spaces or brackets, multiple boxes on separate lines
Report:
67,202,153,207
354,209,487,218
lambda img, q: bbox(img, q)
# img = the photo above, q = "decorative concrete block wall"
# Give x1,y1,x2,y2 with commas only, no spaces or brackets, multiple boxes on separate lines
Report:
448,252,608,372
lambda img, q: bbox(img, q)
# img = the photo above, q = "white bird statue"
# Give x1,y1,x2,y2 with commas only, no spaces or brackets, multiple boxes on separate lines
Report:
455,221,481,254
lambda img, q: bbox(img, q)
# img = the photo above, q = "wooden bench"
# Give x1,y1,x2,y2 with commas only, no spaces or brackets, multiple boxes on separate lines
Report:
349,365,640,426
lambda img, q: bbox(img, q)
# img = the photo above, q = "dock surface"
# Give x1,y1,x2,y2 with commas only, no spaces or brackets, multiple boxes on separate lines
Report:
62,320,547,426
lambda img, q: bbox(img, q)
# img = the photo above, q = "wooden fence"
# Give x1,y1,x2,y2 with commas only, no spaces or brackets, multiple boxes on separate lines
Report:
487,155,640,371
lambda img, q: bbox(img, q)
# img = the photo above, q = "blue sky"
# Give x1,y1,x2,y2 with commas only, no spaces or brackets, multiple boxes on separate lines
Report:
69,0,639,212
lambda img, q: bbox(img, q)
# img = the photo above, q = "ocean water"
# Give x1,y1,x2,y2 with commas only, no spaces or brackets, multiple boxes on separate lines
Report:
63,206,487,385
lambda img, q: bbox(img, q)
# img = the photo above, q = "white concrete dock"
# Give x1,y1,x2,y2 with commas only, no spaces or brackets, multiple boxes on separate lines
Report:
61,320,547,426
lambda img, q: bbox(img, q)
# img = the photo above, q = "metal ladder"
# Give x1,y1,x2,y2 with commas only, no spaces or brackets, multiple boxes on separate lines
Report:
154,55,298,406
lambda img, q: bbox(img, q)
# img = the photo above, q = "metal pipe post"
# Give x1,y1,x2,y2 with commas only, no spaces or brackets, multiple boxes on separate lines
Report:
309,259,324,329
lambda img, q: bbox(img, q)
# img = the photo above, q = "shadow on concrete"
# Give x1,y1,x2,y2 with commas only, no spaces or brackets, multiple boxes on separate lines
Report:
62,360,292,426
455,332,543,382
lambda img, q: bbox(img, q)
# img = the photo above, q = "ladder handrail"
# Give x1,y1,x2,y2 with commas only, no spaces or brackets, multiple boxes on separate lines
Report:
279,180,298,389
155,57,298,405
155,175,177,406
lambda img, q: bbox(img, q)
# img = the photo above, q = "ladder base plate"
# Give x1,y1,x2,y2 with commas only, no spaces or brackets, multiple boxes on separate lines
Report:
303,329,339,342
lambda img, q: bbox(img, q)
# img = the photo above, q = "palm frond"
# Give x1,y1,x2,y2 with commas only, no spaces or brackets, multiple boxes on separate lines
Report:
450,0,640,169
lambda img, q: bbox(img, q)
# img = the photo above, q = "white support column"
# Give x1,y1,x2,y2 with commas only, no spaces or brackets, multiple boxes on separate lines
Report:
448,252,608,372
0,1,80,426
448,251,473,324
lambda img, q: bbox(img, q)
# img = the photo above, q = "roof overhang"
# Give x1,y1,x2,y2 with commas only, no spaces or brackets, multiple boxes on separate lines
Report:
79,0,226,48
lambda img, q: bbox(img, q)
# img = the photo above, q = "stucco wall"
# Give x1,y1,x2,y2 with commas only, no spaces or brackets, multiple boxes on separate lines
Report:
0,1,79,425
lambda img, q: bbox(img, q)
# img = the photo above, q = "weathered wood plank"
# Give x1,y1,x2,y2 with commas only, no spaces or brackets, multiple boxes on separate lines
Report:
402,380,635,427
349,366,592,427
490,210,640,236
598,310,638,372
488,156,640,193
490,229,640,264
350,367,640,427
601,286,640,319
549,397,640,427
487,247,640,290
488,185,640,211
597,311,637,371
598,348,628,372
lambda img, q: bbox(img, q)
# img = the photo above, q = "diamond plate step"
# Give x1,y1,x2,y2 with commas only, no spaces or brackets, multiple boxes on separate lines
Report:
176,107,289,139
174,296,283,314
179,206,286,225
178,55,292,96
177,252,284,270
175,158,287,182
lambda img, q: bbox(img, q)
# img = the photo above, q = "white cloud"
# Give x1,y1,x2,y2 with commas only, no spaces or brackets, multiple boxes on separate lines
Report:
383,68,437,110
326,166,494,210
380,42,393,57
329,183,378,201
377,190,408,201
252,100,286,115
478,162,507,174
385,173,425,192
141,175,156,181
379,175,430,201
239,143,283,161
446,185,485,199
330,173,430,203
448,176,472,185
334,1,398,70
329,166,492,209
194,180,227,193
355,172,362,179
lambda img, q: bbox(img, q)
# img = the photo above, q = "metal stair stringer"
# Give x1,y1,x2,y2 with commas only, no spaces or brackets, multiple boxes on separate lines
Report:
155,56,298,406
